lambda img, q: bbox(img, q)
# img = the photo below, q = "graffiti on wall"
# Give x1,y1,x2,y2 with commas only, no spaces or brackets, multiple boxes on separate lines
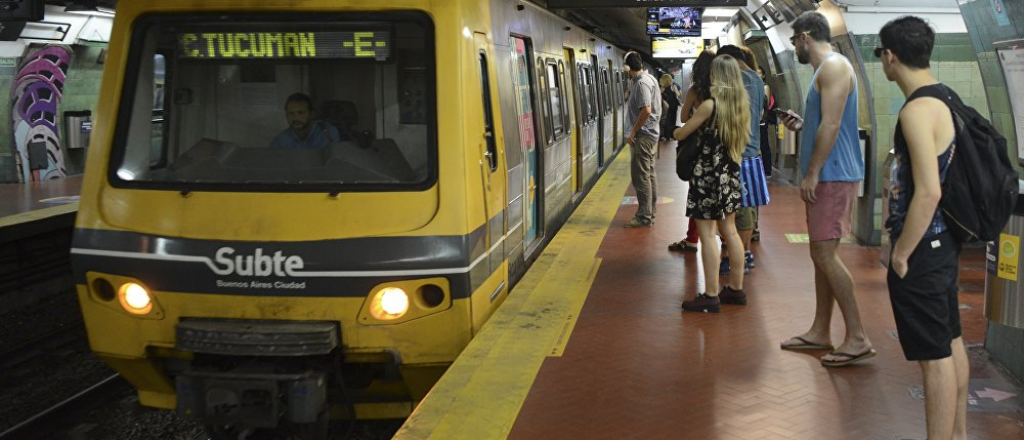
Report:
10,44,72,182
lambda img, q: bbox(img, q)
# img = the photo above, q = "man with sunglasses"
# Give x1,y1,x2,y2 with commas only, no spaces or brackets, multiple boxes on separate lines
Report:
776,12,874,368
879,16,967,440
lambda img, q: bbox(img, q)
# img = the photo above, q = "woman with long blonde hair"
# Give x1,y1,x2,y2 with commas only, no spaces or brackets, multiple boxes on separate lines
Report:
673,55,750,312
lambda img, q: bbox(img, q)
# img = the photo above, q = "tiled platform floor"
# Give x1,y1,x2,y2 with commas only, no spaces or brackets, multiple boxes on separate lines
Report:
507,142,1024,440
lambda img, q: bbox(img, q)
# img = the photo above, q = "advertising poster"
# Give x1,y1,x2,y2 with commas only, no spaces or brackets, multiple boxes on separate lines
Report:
996,48,1024,162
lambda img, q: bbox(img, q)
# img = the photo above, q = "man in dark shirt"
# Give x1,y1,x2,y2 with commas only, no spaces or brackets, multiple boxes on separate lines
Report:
270,93,340,149
880,16,966,440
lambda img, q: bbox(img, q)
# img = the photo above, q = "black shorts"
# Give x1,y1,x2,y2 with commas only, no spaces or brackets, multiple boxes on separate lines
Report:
887,231,962,361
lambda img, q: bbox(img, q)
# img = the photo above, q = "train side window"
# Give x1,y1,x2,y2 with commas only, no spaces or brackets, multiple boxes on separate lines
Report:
587,68,597,121
149,53,167,168
537,57,553,144
578,65,590,123
478,52,498,172
598,69,606,116
546,62,563,137
557,61,569,133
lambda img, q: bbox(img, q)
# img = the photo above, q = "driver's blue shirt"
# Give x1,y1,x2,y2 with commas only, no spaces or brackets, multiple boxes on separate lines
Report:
270,122,339,149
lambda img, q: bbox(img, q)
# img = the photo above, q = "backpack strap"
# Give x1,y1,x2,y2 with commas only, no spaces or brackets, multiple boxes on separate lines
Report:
902,83,960,171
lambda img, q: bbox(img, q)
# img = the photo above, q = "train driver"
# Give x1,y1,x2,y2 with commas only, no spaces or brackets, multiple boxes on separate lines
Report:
270,92,340,149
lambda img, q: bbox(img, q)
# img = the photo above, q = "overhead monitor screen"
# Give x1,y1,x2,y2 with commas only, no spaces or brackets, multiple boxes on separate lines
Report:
652,36,705,59
647,7,702,37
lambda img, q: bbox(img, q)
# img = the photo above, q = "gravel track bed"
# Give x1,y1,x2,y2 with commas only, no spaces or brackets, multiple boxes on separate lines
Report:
0,288,403,439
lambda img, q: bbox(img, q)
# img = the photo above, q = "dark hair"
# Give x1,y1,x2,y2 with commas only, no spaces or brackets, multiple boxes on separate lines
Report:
739,45,758,72
625,51,643,71
716,45,746,65
792,11,831,42
690,50,715,101
879,16,934,69
285,92,314,111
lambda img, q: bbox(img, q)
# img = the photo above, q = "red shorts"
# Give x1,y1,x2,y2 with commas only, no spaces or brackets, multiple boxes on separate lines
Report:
806,181,857,241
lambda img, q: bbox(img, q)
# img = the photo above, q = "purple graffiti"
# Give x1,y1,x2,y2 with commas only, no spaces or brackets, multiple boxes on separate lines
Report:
10,44,71,182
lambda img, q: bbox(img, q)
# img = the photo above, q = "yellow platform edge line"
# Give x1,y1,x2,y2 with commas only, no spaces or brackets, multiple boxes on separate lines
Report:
0,202,78,228
548,257,601,357
394,151,632,440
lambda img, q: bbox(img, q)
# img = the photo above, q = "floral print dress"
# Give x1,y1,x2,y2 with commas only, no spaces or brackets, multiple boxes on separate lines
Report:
686,99,742,220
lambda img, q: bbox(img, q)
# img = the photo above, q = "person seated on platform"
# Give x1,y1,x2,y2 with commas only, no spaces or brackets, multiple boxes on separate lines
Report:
270,92,340,149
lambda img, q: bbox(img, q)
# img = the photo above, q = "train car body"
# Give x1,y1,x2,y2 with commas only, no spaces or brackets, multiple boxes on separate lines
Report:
70,0,626,435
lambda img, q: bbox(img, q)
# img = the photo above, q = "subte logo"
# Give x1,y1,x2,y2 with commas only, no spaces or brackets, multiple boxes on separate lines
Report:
211,247,304,276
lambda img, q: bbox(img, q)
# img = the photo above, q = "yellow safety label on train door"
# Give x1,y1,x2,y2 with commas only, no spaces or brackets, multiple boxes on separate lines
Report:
998,233,1019,281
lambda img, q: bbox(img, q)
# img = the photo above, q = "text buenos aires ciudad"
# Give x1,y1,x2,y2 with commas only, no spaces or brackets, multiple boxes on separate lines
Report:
212,247,307,290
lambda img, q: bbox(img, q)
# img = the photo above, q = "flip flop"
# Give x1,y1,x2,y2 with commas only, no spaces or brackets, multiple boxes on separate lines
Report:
668,240,698,252
820,349,877,367
780,336,833,351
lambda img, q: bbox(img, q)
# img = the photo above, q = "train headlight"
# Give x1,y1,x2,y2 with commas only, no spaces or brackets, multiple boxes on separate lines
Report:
371,287,409,320
118,282,153,315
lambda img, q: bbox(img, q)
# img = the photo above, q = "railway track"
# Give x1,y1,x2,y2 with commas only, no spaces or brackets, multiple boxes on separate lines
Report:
0,374,122,440
0,318,85,379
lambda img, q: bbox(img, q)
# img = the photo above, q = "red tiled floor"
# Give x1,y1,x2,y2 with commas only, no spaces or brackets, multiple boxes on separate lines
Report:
507,142,1024,440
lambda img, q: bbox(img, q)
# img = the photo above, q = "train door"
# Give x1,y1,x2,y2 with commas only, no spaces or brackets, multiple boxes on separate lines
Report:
591,55,605,168
565,48,583,198
474,33,507,275
510,36,541,252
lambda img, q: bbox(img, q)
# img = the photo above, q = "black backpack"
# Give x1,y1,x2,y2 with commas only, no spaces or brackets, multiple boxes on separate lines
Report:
910,84,1017,243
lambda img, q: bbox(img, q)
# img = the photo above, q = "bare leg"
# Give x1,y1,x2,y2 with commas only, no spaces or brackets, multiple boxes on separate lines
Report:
812,239,873,361
781,241,836,349
951,337,970,440
718,213,744,290
921,356,958,440
695,219,720,296
739,228,753,253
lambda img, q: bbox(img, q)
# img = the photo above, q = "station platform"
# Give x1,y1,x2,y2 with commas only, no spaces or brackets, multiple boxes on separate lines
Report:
395,142,1024,440
0,176,81,244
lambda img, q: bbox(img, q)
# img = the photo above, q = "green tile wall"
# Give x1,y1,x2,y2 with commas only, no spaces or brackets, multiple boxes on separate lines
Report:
60,44,107,177
852,33,991,234
0,44,106,182
0,58,17,183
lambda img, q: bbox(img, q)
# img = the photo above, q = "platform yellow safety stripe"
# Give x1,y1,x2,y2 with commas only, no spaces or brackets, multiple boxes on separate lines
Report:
394,151,632,440
0,202,78,229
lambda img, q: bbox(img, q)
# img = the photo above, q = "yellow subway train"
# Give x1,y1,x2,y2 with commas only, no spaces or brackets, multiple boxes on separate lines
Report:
71,0,629,436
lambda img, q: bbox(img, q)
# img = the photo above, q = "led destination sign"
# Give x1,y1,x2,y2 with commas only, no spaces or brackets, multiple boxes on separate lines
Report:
178,31,391,60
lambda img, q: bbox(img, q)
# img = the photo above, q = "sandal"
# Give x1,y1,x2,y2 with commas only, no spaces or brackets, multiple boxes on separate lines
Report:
668,240,698,252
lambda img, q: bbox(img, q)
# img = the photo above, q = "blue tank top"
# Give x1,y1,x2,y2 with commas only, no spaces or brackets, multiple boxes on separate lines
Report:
799,53,864,182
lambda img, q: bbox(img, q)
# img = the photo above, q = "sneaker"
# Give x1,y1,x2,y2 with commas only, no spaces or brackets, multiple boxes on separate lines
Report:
682,293,721,313
720,257,750,275
751,228,760,242
718,285,747,305
624,218,653,228
745,251,755,269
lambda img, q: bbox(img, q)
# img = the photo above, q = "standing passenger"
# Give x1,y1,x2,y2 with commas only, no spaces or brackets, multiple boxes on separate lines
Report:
715,45,764,275
880,16,968,440
676,55,748,312
623,51,661,228
668,50,715,252
776,12,874,366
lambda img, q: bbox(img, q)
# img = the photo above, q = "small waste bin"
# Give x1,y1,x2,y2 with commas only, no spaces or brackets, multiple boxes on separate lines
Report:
64,110,92,150
984,180,1024,329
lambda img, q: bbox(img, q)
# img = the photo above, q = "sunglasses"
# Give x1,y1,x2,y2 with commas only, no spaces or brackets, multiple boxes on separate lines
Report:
873,47,888,58
789,32,809,45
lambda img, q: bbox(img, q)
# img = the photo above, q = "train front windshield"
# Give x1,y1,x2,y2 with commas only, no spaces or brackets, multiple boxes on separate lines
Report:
111,13,435,192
